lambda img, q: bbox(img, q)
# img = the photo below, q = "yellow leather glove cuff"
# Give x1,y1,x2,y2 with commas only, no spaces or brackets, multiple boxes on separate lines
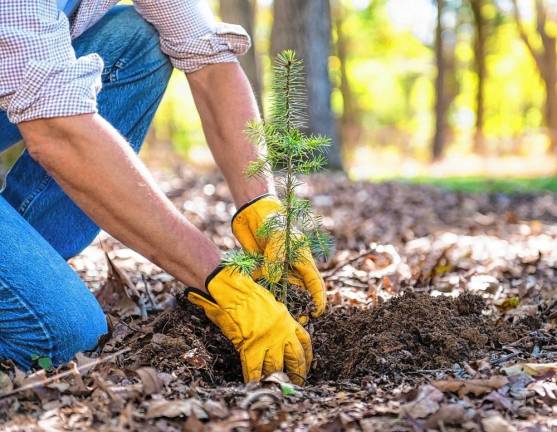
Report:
185,266,313,385
231,194,326,317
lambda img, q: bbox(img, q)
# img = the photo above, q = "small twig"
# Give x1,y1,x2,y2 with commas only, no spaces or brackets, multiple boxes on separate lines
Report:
327,274,368,284
240,389,282,409
542,345,557,350
0,347,131,399
505,330,544,347
337,280,368,289
142,273,160,311
115,316,149,335
324,248,377,279
405,368,449,375
543,298,557,316
491,351,522,366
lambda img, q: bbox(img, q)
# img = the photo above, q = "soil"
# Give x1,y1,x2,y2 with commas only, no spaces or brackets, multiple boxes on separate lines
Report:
124,290,541,386
309,291,541,382
123,285,314,384
284,284,314,319
124,295,242,384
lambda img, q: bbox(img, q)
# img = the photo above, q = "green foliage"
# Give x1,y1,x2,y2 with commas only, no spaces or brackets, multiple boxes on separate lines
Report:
222,249,263,276
31,354,53,370
401,176,557,194
229,50,333,303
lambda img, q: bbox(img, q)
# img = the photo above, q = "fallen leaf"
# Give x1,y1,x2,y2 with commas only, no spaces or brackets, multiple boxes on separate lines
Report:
481,414,517,432
485,391,513,411
205,409,250,431
96,253,141,317
432,376,508,397
262,372,291,385
240,389,281,410
508,373,534,399
400,385,444,418
134,367,163,395
467,274,499,293
425,404,467,428
146,398,206,419
496,296,520,312
530,380,557,400
0,372,13,394
74,352,97,376
183,413,205,432
203,400,229,419
502,362,557,377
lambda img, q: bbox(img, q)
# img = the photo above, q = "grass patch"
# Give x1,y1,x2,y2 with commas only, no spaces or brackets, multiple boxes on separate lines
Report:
392,176,557,193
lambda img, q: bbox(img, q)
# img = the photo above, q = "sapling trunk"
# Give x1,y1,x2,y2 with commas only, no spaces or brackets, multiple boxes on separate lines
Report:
224,50,333,312
281,62,295,302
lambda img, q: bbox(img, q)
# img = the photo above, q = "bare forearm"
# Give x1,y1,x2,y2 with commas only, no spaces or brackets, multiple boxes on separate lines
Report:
18,114,219,290
187,63,274,206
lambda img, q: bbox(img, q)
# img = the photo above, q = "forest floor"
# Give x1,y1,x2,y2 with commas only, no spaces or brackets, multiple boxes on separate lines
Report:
1,168,557,432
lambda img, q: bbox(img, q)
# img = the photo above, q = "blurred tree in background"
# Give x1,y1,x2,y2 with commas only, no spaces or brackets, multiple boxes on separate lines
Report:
271,0,343,169
512,0,557,152
432,0,459,161
471,0,488,154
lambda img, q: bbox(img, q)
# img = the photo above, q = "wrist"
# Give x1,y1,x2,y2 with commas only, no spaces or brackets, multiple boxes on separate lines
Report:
232,193,273,223
231,175,275,209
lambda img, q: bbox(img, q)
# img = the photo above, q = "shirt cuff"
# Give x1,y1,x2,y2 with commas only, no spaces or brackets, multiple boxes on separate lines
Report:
6,54,103,124
161,22,251,74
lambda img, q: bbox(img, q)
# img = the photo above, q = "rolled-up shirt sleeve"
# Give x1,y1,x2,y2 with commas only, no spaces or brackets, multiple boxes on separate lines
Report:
133,0,251,74
0,1,103,124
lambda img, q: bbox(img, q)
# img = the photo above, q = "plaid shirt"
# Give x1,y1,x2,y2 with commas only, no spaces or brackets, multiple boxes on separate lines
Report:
0,1,250,124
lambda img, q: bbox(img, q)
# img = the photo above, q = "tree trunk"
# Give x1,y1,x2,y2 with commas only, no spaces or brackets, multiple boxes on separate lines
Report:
334,1,359,152
471,0,486,154
544,70,557,152
512,0,557,152
432,0,447,161
536,0,557,152
219,0,263,113
271,0,343,170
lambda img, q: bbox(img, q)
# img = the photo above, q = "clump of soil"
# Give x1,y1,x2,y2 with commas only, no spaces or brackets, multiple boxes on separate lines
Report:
310,291,539,381
284,285,313,319
125,295,242,384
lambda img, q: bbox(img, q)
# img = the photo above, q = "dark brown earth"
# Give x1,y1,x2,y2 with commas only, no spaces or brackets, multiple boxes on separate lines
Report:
310,292,540,382
123,291,542,387
123,287,314,385
124,296,242,384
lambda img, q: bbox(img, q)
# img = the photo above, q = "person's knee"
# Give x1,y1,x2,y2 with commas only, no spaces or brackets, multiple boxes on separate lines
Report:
0,300,107,371
48,299,108,365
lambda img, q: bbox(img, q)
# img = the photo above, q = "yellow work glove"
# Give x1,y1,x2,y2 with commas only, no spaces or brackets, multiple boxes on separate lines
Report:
185,265,313,385
231,194,326,318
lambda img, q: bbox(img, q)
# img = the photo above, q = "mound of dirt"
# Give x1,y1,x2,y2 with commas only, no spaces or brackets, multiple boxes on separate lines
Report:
310,292,539,381
124,296,242,384
123,291,539,385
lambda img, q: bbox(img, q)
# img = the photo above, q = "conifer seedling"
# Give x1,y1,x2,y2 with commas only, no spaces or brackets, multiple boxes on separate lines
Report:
224,50,333,312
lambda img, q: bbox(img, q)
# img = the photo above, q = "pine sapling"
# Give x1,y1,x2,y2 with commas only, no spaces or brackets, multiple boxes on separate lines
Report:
224,50,333,311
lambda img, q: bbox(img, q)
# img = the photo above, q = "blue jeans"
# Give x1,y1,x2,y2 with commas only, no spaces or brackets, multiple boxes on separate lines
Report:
0,6,172,369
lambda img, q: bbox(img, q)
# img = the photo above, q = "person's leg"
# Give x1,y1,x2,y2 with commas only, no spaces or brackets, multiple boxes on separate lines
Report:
0,112,22,153
0,196,107,369
2,5,173,259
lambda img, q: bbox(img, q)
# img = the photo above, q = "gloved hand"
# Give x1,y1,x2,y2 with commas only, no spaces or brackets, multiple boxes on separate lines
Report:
231,194,326,318
185,265,313,385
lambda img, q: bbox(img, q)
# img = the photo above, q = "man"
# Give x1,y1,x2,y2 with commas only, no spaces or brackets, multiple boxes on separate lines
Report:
0,1,326,385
